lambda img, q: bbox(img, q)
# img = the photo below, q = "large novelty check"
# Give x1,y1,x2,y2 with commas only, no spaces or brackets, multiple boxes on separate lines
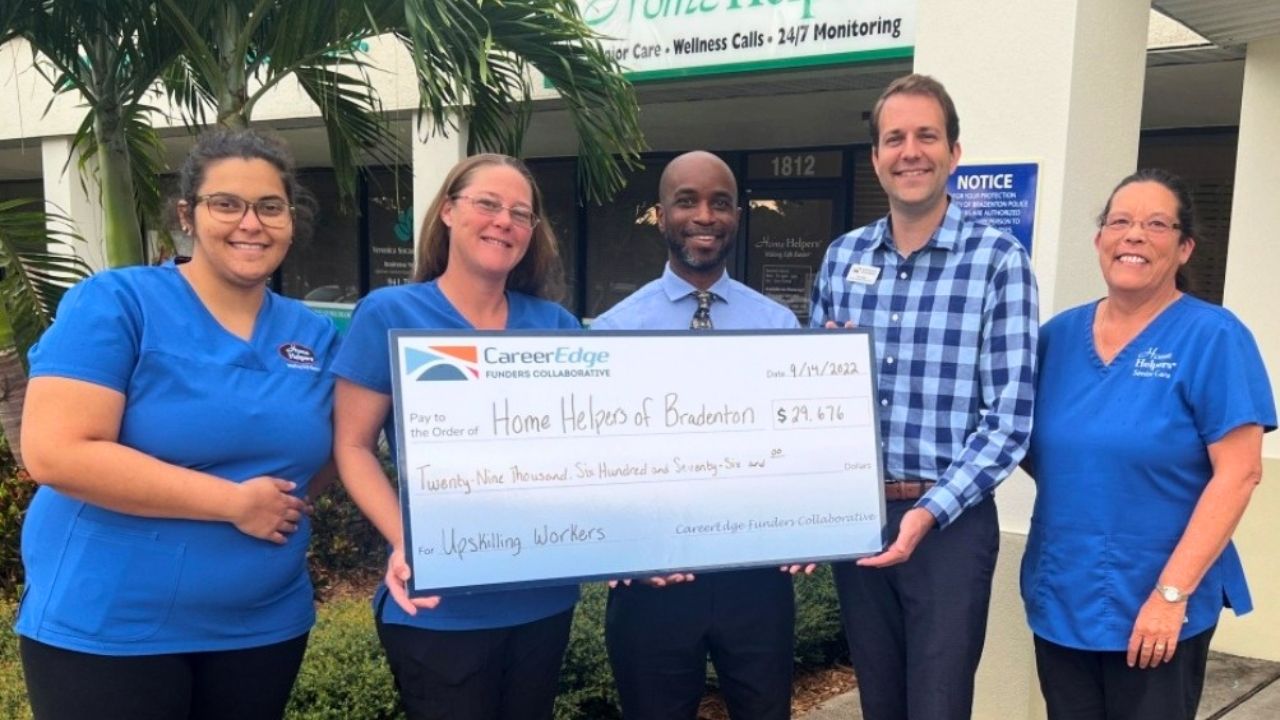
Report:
390,330,886,596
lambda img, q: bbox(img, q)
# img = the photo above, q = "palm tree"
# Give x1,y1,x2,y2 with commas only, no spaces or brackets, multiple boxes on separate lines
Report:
0,200,93,465
5,0,643,270
159,0,643,203
3,0,181,268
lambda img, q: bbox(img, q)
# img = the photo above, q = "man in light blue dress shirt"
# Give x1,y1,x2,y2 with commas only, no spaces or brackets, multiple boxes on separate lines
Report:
592,151,801,720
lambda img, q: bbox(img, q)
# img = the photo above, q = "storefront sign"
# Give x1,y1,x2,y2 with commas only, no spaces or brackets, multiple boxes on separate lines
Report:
576,0,915,80
305,301,354,335
947,161,1039,256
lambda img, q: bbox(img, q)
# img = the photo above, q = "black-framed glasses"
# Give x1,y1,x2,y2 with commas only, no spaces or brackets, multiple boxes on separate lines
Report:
452,194,539,230
195,193,294,228
1100,216,1181,236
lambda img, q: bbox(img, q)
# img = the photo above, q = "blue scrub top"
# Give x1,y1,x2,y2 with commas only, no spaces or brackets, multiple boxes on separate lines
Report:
332,280,582,631
17,262,339,655
1022,295,1275,651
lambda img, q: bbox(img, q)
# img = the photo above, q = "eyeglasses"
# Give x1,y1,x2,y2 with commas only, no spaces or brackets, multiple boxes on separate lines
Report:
195,193,294,228
452,194,539,230
1101,216,1181,236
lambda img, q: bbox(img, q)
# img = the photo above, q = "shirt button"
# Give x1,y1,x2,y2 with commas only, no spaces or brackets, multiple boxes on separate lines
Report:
886,357,895,364
899,271,908,280
891,313,900,322
880,399,889,407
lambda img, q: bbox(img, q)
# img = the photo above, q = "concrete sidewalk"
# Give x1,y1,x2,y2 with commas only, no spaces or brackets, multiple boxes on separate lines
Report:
796,652,1280,720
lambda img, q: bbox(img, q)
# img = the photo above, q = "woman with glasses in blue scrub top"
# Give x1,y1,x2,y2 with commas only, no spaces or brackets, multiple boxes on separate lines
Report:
332,154,580,720
1021,168,1276,720
16,129,339,720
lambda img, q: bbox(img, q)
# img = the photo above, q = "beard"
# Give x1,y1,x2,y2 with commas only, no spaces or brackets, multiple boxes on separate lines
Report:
666,232,733,273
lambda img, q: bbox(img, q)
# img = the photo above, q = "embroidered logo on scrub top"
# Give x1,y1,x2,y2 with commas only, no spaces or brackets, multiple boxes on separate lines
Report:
278,342,319,370
1133,347,1177,379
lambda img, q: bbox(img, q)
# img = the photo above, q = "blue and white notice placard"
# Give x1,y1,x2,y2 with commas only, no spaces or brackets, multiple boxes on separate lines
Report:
389,330,887,595
947,161,1040,256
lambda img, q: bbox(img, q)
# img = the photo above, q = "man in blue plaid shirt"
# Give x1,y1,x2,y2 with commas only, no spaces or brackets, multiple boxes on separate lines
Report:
809,74,1038,720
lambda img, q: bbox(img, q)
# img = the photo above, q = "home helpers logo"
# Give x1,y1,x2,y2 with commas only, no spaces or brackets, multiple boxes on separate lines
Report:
404,346,480,381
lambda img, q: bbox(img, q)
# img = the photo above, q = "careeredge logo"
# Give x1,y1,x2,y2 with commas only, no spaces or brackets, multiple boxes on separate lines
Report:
404,346,480,381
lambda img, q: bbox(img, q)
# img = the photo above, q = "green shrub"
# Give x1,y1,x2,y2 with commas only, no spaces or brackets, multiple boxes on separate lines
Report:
285,597,403,720
0,436,34,601
307,481,386,596
794,566,848,667
555,583,621,720
0,604,33,720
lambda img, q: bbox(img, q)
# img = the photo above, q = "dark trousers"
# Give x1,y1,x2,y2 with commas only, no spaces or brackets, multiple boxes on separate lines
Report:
1034,627,1216,720
375,608,573,720
605,568,795,720
20,633,308,720
833,498,999,720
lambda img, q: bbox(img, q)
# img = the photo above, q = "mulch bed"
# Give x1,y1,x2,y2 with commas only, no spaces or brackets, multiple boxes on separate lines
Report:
697,665,856,720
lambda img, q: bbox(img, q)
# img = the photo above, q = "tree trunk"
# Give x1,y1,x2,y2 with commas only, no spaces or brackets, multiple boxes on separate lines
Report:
96,113,145,268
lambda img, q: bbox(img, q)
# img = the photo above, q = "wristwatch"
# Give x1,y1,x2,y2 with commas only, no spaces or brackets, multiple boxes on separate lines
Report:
1155,583,1190,603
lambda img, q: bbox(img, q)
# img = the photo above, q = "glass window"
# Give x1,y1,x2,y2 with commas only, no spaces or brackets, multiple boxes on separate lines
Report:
527,160,579,314
365,165,416,291
280,169,359,302
583,163,667,319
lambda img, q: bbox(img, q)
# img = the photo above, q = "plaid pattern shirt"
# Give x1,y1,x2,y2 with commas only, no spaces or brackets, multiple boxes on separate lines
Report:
810,202,1038,528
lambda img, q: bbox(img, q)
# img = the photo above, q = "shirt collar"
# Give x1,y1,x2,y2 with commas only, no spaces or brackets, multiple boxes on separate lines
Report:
660,263,733,303
857,198,966,255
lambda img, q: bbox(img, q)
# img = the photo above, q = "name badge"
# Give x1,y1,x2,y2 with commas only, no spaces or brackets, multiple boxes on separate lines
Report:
846,264,881,285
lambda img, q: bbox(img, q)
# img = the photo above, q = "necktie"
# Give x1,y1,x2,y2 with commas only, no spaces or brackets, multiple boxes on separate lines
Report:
690,290,716,330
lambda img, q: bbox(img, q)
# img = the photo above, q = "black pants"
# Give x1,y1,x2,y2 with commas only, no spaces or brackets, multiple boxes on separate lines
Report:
833,498,999,720
20,633,308,720
605,568,795,720
375,608,573,720
1034,627,1216,720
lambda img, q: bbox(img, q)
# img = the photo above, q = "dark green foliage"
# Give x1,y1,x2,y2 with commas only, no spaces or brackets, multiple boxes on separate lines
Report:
793,566,849,667
554,583,622,720
0,602,34,720
306,481,387,596
284,597,404,720
0,437,34,600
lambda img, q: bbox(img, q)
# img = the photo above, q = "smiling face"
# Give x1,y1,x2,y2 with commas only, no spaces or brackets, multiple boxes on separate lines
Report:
871,92,960,220
1094,181,1194,299
657,152,740,288
440,164,535,284
179,157,293,289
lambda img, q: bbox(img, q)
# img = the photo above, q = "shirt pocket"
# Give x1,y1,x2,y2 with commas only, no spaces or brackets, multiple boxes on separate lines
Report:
44,518,184,642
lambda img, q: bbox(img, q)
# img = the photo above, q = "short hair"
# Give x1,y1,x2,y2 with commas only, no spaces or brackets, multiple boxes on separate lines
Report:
173,128,316,243
412,154,566,302
1097,168,1198,292
868,74,960,149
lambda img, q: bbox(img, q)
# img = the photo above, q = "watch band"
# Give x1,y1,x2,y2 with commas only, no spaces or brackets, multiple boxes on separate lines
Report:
1155,583,1189,603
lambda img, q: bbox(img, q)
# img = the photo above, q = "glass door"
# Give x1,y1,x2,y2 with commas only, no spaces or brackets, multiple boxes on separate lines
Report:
743,189,843,325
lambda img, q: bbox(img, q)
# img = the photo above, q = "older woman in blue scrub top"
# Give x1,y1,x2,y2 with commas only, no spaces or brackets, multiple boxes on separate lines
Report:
331,154,579,720
17,129,338,720
1021,168,1276,720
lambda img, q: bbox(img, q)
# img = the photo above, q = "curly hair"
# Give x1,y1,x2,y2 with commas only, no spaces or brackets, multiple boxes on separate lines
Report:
173,128,317,243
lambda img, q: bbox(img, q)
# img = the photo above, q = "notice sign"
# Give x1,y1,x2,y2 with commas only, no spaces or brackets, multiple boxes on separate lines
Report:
947,162,1039,256
390,330,887,595
576,0,915,81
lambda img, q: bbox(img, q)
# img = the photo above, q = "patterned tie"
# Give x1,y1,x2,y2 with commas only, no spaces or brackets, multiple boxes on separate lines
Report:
690,290,716,330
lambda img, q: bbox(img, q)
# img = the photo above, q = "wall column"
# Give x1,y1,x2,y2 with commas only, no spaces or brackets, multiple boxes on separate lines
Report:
40,136,107,271
913,1,1152,718
412,117,469,263
1215,33,1280,663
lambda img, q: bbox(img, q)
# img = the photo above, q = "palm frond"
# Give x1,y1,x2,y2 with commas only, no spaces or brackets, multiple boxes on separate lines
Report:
0,199,93,360
400,0,644,203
